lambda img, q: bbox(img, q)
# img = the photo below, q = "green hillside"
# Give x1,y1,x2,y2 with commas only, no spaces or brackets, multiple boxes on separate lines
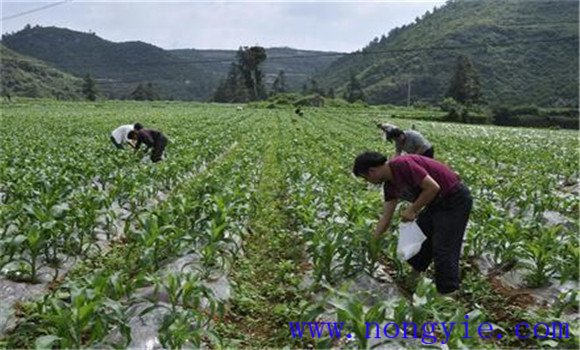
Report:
2,26,343,101
316,0,579,107
0,44,83,99
1,26,218,100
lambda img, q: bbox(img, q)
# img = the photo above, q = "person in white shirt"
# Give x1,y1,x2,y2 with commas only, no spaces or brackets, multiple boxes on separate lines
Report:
110,123,143,149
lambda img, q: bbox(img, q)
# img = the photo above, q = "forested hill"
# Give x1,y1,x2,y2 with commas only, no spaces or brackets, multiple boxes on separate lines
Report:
316,0,579,107
1,26,343,100
0,44,83,99
170,47,344,92
1,26,217,100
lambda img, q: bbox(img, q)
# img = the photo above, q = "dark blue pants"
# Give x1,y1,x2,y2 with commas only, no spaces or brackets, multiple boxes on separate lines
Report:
407,183,472,294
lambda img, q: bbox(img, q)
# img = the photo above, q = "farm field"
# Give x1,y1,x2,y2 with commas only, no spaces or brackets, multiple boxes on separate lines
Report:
0,100,578,349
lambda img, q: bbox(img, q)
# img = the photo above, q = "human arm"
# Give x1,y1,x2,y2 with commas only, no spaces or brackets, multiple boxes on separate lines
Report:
374,199,398,238
134,138,142,152
401,175,440,221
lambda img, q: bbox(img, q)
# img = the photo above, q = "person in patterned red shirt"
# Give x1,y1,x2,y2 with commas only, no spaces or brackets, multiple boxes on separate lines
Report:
353,151,472,295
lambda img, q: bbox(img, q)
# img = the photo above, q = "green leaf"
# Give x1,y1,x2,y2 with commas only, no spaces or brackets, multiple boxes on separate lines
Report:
35,335,61,349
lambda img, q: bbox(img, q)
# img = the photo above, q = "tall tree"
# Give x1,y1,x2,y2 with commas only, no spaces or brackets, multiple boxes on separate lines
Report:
213,63,249,102
446,55,482,104
82,73,99,101
344,71,365,103
237,46,267,100
271,70,288,95
213,46,267,102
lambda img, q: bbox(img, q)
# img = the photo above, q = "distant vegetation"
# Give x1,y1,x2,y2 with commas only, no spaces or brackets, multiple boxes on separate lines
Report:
1,0,578,129
1,25,220,101
212,46,268,103
0,44,83,100
1,26,343,101
316,0,579,108
171,47,344,94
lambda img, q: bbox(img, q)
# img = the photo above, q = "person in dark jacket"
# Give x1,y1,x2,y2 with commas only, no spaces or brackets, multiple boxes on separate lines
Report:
128,128,168,163
353,151,472,295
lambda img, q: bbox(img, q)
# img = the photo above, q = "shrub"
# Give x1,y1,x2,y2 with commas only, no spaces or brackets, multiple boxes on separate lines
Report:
440,98,491,124
293,94,325,107
492,105,578,129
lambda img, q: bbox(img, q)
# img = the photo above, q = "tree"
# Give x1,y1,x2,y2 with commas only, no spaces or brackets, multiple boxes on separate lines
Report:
271,70,288,95
446,55,482,104
82,73,99,101
130,82,160,101
213,63,249,102
302,76,324,96
344,71,365,103
237,46,267,100
327,87,335,99
212,46,267,102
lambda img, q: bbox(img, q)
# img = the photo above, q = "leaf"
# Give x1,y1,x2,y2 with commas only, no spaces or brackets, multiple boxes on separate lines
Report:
50,203,69,219
12,234,27,245
541,340,560,348
35,335,61,349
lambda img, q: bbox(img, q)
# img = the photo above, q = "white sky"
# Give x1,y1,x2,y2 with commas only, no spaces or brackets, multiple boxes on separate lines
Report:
1,0,446,52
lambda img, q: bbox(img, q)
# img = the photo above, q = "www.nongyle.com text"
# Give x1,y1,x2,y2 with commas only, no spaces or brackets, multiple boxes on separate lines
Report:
288,318,570,345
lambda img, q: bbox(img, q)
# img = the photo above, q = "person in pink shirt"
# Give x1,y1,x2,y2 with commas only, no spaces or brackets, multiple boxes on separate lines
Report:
353,151,472,295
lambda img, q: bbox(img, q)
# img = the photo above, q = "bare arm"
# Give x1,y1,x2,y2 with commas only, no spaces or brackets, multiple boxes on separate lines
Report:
401,175,440,221
134,138,142,151
374,199,398,238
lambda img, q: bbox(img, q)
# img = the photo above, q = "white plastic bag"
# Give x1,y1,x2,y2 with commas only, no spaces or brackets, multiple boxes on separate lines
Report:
396,221,427,260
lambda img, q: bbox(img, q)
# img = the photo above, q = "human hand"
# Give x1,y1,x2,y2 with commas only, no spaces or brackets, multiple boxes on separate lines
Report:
401,207,417,222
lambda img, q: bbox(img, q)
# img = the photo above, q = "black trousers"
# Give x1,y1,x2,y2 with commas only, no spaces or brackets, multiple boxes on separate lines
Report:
110,136,123,149
151,135,168,163
422,147,434,158
407,183,472,294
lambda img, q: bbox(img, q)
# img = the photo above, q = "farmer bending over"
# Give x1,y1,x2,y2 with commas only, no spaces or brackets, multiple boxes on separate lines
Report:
377,123,434,158
352,151,472,295
128,128,168,163
110,123,143,149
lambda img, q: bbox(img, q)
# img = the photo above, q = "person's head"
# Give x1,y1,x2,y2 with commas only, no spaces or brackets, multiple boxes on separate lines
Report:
376,122,391,130
134,123,143,131
353,151,388,184
128,130,138,141
385,127,404,143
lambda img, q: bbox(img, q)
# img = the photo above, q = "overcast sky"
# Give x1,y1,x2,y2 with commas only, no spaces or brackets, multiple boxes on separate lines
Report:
1,0,446,52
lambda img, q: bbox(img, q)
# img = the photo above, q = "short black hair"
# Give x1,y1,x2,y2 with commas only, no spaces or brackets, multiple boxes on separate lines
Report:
353,151,387,177
134,123,143,130
386,127,403,142
128,130,138,139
